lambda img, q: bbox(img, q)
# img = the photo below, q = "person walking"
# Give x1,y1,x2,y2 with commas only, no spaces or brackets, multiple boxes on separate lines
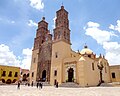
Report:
56,82,58,88
31,81,33,87
37,82,39,88
17,81,20,89
40,82,43,89
39,82,42,89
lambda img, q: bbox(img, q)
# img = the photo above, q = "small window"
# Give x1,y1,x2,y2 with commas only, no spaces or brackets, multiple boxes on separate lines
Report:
88,55,91,58
112,72,116,78
42,40,44,43
92,63,94,70
54,70,57,76
32,72,34,77
8,71,12,77
14,72,18,77
55,52,58,58
2,71,6,76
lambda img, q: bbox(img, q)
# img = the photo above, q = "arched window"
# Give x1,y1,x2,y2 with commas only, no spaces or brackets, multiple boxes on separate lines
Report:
14,72,18,77
54,70,57,76
55,52,58,58
8,71,12,77
92,63,94,70
112,72,116,78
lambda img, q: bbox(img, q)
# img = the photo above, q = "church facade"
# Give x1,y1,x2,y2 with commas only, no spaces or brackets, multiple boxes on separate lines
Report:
30,6,111,87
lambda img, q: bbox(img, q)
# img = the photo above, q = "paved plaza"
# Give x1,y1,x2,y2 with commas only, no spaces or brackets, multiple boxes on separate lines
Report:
0,85,120,96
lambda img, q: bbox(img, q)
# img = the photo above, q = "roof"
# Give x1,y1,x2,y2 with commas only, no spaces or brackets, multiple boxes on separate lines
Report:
80,45,93,55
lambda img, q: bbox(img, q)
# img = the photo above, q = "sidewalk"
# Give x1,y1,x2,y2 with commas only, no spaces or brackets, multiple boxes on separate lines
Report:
0,85,120,96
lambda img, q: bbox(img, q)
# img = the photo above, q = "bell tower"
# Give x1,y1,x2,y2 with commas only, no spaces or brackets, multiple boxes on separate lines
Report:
30,17,52,84
50,6,71,85
33,17,49,50
53,6,70,44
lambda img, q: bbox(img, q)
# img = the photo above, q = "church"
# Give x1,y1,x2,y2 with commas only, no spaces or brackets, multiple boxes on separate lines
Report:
30,6,111,87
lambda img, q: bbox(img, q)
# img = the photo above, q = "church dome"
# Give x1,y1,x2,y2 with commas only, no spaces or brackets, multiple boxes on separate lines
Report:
80,45,93,55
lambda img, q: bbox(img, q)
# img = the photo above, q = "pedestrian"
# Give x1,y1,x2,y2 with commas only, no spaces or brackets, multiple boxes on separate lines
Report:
28,83,30,86
56,82,58,88
40,82,43,89
37,82,39,88
39,82,41,89
17,81,20,89
31,81,33,87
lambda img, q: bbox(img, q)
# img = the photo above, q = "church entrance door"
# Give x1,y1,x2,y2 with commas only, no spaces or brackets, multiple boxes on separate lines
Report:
68,68,74,82
42,70,46,82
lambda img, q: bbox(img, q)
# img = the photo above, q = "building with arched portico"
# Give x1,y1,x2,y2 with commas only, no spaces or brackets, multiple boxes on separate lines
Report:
0,65,20,84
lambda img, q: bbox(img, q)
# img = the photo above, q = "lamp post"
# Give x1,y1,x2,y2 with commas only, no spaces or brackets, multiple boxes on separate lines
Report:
97,60,104,85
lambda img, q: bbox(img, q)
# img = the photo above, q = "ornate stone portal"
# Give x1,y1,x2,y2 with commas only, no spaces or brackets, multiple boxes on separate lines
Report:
65,63,76,82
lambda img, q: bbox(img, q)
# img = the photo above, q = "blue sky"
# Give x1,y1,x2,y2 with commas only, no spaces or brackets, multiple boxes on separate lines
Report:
0,0,120,69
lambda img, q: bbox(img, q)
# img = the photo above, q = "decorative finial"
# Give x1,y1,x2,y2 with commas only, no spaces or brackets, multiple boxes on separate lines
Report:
61,2,64,9
103,55,105,58
42,17,45,20
84,43,88,48
99,54,102,58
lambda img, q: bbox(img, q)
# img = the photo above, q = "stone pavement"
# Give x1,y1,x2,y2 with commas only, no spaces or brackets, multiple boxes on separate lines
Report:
0,85,120,96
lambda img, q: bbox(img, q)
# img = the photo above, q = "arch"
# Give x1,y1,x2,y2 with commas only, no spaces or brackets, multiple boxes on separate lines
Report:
42,70,46,82
6,79,11,84
68,68,74,82
23,74,27,81
27,73,29,77
12,79,17,83
2,79,5,83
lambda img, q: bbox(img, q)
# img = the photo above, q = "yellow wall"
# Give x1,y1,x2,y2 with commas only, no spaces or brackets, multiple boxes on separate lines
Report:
30,49,39,84
77,56,110,87
110,65,120,82
78,56,99,87
0,65,20,83
101,59,111,83
50,40,111,87
50,40,71,85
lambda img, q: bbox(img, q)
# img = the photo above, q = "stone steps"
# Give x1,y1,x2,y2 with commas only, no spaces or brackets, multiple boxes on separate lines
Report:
41,82,51,86
99,83,113,87
59,82,80,88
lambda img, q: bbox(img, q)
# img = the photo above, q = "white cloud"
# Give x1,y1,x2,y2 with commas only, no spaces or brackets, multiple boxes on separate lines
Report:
0,44,20,67
0,44,32,69
84,21,120,65
103,42,120,65
11,20,15,24
29,0,44,10
103,42,120,54
87,21,100,28
85,21,117,45
109,24,115,30
28,20,37,27
52,16,56,29
21,48,32,69
109,20,120,32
